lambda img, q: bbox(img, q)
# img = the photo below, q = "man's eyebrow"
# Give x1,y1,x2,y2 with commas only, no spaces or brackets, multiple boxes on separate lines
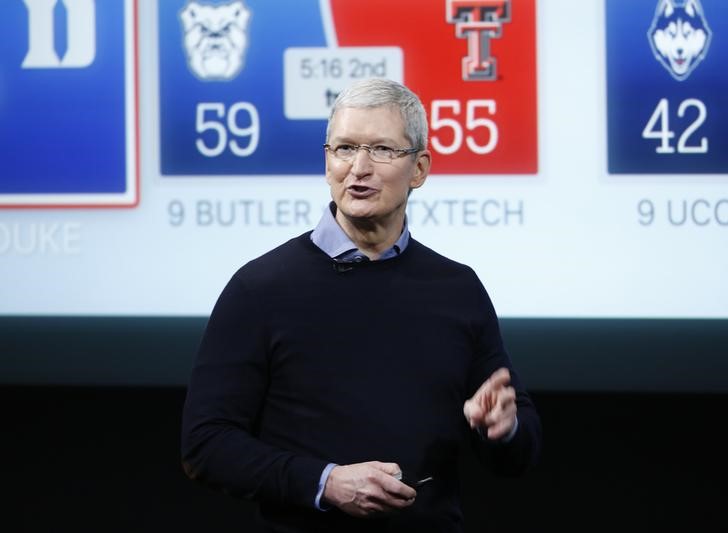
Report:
329,136,403,145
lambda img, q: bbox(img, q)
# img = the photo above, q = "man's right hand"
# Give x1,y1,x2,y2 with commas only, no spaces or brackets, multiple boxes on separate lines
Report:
322,461,416,517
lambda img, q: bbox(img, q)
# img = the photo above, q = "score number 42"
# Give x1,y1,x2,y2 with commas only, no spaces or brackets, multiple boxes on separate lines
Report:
642,98,708,154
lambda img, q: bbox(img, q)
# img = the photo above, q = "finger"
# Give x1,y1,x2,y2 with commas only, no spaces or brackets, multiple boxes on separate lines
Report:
484,387,516,426
484,399,517,439
487,415,516,440
463,399,485,426
466,387,506,425
379,472,417,500
491,385,516,413
368,461,401,476
468,367,511,403
379,491,416,510
485,368,511,392
486,401,516,429
361,463,416,500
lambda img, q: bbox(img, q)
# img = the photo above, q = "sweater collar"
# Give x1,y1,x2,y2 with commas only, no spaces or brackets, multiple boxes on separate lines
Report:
310,202,410,262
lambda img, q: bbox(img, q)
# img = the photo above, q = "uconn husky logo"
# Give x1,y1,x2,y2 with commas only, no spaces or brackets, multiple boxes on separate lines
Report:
22,0,96,69
648,0,712,81
446,0,511,81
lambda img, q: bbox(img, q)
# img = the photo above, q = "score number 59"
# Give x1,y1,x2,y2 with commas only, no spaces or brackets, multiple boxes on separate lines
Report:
430,99,498,155
196,102,260,157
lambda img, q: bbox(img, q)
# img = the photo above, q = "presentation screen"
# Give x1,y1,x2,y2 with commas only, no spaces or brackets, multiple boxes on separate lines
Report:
1,1,726,389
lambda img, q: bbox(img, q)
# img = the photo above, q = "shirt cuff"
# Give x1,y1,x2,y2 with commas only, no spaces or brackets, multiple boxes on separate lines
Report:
314,463,337,511
476,416,519,443
502,416,519,443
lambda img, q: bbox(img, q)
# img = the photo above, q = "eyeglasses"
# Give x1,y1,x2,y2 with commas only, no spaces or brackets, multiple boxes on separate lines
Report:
323,143,419,164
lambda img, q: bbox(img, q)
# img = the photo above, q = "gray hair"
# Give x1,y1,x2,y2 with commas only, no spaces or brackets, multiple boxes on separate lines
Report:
326,78,428,150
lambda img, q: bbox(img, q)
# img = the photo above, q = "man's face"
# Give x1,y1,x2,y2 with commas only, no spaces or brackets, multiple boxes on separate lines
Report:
325,106,430,226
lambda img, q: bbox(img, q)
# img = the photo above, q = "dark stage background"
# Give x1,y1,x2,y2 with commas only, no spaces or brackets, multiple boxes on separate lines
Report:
6,386,727,532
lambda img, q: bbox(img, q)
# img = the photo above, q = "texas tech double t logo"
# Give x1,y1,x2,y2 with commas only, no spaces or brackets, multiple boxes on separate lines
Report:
446,0,511,81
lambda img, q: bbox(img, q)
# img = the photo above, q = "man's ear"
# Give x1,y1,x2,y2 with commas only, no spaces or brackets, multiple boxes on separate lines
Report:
409,150,431,190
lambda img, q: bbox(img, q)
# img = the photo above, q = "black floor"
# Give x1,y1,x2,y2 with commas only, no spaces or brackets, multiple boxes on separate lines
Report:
5,386,727,532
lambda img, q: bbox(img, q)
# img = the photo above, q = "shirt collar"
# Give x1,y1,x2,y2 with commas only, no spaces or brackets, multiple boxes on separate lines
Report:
310,202,410,262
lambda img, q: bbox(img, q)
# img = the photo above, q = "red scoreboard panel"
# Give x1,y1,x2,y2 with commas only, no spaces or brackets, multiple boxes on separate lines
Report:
330,0,538,174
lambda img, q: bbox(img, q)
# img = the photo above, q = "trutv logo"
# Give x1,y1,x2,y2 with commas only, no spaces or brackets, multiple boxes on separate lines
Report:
22,0,96,69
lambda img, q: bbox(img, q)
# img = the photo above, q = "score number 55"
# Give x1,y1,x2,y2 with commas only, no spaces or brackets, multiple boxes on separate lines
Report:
430,99,498,155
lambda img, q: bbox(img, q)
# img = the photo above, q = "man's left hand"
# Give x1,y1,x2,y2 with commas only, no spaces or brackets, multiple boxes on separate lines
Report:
463,367,517,440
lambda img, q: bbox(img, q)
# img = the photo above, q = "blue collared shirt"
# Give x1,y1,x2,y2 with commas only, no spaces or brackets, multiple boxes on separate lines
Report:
310,202,409,262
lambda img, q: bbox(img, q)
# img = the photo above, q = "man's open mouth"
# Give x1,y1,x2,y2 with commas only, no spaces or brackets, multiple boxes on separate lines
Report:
347,185,377,198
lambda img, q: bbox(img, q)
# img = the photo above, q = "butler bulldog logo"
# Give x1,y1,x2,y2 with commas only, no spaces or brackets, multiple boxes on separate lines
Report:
179,0,251,81
648,0,712,81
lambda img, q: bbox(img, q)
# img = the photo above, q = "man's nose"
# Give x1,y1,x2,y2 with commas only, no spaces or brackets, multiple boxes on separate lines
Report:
350,147,373,175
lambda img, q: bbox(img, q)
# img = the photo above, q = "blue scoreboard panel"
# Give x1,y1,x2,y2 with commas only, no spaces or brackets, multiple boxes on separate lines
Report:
606,0,728,174
0,0,138,207
159,0,330,176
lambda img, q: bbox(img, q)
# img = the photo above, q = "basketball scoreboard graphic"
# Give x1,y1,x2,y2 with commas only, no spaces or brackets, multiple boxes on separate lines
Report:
0,0,138,207
606,0,728,174
159,0,538,176
3,0,726,212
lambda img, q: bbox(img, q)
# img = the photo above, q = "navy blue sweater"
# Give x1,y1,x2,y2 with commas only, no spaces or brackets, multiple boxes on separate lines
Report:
182,232,541,532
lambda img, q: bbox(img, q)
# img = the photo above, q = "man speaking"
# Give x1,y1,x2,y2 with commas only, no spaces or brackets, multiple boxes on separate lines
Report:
181,78,542,532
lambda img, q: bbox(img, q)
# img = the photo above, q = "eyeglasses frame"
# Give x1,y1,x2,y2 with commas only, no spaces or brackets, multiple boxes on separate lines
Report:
323,143,420,164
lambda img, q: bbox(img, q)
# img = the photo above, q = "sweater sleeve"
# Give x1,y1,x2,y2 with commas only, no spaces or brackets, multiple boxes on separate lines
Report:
466,279,542,476
181,272,328,507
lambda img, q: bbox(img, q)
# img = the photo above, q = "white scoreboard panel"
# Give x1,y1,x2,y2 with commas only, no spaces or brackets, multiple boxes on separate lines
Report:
0,0,726,318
